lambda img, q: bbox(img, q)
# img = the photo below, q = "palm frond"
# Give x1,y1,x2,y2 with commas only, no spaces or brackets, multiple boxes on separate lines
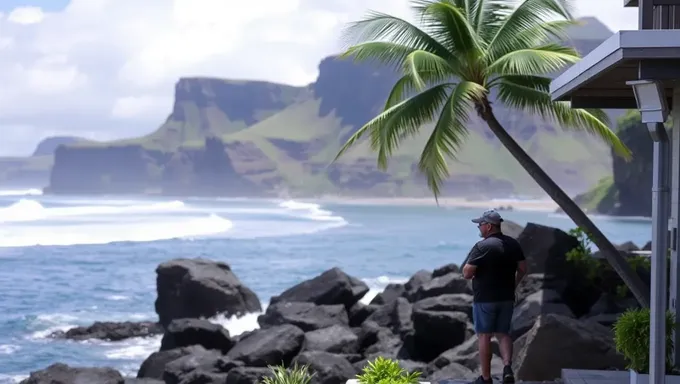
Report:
341,41,417,68
468,0,515,42
403,49,459,90
418,81,486,199
493,75,631,159
485,0,573,59
486,43,579,77
486,19,579,63
333,84,454,169
341,11,452,60
384,75,423,110
412,0,482,57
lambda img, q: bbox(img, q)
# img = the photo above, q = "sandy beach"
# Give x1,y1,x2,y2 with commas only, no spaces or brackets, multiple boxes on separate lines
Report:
313,196,559,212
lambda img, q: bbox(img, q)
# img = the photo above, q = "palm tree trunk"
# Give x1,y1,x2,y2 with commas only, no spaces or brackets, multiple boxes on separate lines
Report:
479,106,650,307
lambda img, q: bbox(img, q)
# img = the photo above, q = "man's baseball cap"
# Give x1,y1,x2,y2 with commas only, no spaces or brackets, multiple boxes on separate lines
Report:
471,209,504,225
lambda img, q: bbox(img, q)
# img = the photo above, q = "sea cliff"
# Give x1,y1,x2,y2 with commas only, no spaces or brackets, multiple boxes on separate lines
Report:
41,17,618,197
575,110,655,217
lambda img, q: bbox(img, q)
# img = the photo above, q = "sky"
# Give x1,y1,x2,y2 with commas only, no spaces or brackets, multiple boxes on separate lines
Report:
0,0,640,156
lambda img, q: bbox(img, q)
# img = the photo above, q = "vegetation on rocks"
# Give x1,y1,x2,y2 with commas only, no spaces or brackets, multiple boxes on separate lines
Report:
574,176,616,213
566,227,650,298
261,363,314,384
356,356,421,384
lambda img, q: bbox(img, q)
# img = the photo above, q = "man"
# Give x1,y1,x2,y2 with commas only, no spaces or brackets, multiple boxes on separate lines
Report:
462,209,527,384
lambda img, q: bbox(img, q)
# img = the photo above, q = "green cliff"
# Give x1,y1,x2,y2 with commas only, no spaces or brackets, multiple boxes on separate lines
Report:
44,67,613,197
5,17,621,198
575,110,656,217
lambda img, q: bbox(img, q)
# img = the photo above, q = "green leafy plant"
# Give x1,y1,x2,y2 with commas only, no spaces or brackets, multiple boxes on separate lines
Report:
613,308,676,374
261,363,314,384
356,356,421,384
566,227,598,280
566,227,651,298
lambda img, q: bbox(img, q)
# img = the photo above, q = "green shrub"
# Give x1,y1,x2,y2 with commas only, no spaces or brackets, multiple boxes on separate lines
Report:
261,363,314,384
356,356,421,384
566,227,598,280
613,308,676,374
566,227,651,298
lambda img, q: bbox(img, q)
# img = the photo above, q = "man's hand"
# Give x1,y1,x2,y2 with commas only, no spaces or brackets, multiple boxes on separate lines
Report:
462,263,476,279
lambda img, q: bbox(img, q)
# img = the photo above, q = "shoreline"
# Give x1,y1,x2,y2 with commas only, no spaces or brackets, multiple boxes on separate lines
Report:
313,196,559,212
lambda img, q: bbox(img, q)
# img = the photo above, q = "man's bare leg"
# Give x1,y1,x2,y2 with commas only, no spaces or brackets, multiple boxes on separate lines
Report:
496,333,513,365
496,332,515,383
478,333,493,380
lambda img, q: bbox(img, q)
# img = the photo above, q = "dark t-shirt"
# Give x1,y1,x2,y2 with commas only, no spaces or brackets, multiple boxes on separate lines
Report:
466,233,525,303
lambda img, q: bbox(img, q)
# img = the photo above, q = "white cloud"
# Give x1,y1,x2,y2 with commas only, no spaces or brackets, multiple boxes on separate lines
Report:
0,0,637,156
111,96,172,119
22,54,88,94
7,6,45,24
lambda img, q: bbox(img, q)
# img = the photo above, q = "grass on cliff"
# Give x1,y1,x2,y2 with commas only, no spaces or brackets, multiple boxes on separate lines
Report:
222,97,611,195
0,155,54,179
54,82,614,196
574,176,616,212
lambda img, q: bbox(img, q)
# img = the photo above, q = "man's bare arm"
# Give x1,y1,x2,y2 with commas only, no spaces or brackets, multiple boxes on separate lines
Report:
462,264,477,279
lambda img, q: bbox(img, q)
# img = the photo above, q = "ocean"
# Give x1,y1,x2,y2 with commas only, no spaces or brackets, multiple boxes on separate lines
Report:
0,189,652,382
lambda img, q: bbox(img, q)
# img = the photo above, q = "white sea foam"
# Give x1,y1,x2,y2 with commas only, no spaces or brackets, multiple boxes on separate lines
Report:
26,312,154,340
0,198,347,247
100,335,162,360
0,199,185,223
218,200,346,223
106,295,130,301
0,213,233,248
93,306,266,371
360,275,409,304
0,344,20,355
278,200,345,222
28,314,78,339
0,374,26,384
0,188,42,197
210,308,265,336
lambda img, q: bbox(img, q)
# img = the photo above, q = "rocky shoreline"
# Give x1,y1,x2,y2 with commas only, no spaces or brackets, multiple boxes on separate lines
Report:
24,222,646,384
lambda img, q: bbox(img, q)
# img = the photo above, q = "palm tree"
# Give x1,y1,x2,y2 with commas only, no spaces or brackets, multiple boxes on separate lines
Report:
333,0,650,306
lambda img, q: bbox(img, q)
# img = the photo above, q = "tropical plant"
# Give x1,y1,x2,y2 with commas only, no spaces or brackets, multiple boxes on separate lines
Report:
566,227,650,299
333,0,649,306
613,308,676,374
260,363,314,384
356,356,422,384
566,227,596,278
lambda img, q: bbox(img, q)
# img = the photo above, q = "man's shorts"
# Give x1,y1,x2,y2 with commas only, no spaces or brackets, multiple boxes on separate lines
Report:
472,301,515,334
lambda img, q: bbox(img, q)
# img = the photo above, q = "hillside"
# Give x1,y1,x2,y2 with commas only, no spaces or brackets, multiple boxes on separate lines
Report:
575,110,657,217
0,155,52,187
0,136,86,187
21,18,622,197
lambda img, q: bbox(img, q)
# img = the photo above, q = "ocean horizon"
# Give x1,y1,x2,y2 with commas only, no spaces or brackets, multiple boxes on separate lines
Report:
0,189,652,382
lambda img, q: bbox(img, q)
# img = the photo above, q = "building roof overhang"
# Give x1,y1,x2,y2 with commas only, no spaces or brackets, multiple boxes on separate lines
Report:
549,30,680,109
